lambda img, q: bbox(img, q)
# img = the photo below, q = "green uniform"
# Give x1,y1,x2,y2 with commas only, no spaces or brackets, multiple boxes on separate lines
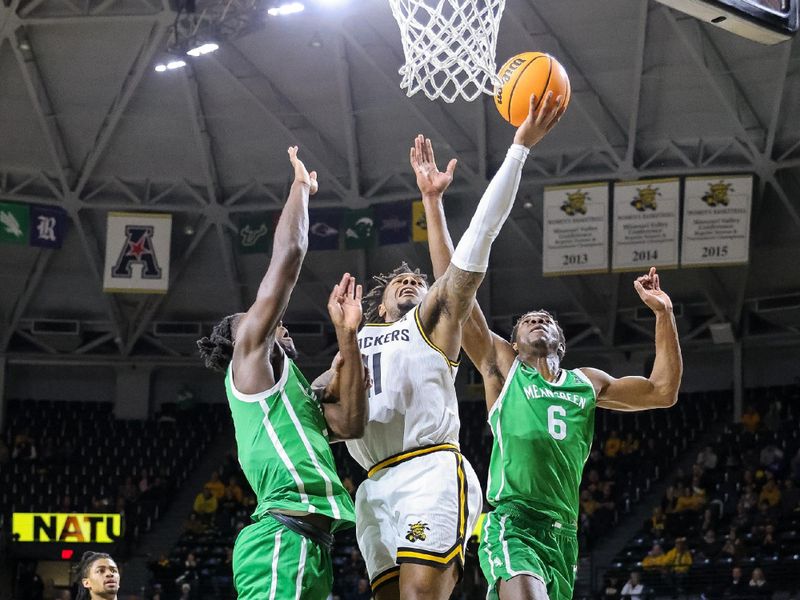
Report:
479,360,596,600
226,352,356,600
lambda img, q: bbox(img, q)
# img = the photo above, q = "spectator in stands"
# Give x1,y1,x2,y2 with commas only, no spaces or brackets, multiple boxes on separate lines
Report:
177,583,192,600
118,477,138,505
183,512,205,536
674,485,705,513
748,567,771,597
580,489,599,518
760,444,784,475
761,524,778,556
641,543,665,570
647,506,666,536
724,566,747,598
697,445,718,470
620,571,644,600
663,485,678,514
593,483,617,535
697,529,721,560
621,432,639,456
754,500,776,531
12,436,37,461
192,487,218,524
762,401,781,432
76,551,120,600
781,479,800,516
720,534,746,563
175,553,199,594
662,537,692,593
605,430,622,459
138,468,150,494
204,471,225,500
759,474,781,508
0,438,9,464
600,575,621,599
224,475,243,503
698,507,718,534
741,404,760,433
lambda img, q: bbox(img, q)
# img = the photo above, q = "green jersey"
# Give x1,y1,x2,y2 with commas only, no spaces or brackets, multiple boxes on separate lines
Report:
486,360,596,524
225,352,356,533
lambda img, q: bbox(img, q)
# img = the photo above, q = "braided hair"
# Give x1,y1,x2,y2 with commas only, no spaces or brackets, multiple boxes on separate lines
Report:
362,262,428,324
75,551,114,600
197,314,237,373
510,309,566,360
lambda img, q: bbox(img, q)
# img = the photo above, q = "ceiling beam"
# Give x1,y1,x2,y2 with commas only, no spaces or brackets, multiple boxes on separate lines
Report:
74,16,171,197
209,54,351,202
625,2,649,169
9,26,73,194
181,63,220,204
0,249,53,351
333,33,361,198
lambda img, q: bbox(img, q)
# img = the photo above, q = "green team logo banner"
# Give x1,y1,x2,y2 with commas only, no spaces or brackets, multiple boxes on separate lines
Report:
343,208,376,250
0,202,30,245
236,213,273,254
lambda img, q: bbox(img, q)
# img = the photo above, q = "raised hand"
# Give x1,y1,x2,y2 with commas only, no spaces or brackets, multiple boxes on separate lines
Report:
410,134,458,197
327,272,363,331
287,146,319,195
513,91,566,149
634,267,673,313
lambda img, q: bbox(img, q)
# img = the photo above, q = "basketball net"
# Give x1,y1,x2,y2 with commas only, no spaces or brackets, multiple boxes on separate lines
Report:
388,0,506,103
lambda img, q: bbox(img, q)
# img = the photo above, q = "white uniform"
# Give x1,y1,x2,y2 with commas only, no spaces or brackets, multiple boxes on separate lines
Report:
347,304,483,593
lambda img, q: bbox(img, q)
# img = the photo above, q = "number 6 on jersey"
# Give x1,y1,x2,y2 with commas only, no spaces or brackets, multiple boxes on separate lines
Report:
547,405,567,440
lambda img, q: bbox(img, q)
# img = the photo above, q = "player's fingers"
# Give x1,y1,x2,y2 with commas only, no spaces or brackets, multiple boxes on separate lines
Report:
654,273,661,291
446,158,457,178
346,275,355,298
338,272,350,291
355,284,363,302
425,138,436,165
535,91,553,125
649,266,656,278
415,135,424,161
410,147,419,169
546,96,564,127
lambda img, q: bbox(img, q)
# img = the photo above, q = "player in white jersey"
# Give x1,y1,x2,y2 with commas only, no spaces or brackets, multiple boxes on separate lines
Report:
318,91,565,600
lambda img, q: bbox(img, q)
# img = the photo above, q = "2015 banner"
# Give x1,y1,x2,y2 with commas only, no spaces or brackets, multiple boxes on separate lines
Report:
681,175,752,267
542,183,609,276
612,178,679,272
103,212,172,293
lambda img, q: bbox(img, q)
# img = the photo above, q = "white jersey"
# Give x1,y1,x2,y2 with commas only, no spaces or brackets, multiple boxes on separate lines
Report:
346,304,461,471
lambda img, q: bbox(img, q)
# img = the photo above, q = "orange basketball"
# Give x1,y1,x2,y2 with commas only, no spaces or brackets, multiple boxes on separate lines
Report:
494,52,571,127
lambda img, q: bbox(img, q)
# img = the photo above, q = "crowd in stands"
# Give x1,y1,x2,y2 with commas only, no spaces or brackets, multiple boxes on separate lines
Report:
605,385,800,598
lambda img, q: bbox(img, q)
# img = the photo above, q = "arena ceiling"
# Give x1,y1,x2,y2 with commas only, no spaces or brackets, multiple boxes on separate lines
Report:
1,0,800,369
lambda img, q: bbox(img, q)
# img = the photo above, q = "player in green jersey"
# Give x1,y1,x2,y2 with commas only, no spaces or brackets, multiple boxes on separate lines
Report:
197,147,369,600
413,137,683,600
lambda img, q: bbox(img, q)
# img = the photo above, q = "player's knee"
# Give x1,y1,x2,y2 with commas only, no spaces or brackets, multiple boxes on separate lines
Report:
399,565,457,600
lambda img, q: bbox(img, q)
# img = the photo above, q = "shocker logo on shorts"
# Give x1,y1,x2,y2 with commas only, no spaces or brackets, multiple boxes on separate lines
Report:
405,521,430,543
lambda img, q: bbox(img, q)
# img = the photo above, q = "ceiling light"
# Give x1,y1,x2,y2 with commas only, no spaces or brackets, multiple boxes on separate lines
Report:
154,64,167,72
167,60,187,70
187,42,219,57
267,2,304,16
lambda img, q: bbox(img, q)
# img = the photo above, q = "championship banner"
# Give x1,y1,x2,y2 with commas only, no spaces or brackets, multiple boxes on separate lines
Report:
13,513,122,543
612,179,679,272
681,175,753,267
103,212,172,293
542,183,609,276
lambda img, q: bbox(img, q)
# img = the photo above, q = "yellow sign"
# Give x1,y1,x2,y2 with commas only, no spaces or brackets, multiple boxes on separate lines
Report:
412,200,428,242
12,513,122,543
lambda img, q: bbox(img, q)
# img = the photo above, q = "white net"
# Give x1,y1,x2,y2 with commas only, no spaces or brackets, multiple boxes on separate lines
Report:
388,0,506,103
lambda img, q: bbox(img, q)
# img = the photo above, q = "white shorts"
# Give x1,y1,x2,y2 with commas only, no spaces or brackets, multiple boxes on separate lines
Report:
354,445,483,595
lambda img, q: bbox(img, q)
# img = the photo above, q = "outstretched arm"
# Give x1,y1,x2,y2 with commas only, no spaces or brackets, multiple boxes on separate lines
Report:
317,274,370,441
583,268,683,411
413,136,516,408
232,147,318,394
417,91,566,362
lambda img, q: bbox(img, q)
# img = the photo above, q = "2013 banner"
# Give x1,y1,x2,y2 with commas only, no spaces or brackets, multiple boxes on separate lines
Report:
542,183,609,276
103,212,172,293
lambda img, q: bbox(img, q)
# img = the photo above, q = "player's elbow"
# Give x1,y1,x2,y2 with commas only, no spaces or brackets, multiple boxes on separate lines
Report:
651,387,679,408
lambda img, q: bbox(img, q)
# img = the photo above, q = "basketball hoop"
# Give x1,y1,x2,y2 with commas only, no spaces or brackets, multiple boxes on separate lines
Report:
388,0,506,103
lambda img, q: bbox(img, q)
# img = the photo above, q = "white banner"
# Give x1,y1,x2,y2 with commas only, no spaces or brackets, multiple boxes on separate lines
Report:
103,212,172,293
542,183,609,276
681,175,752,267
612,178,679,272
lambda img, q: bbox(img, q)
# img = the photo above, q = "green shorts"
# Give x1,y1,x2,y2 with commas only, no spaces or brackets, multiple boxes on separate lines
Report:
233,517,332,600
478,504,578,600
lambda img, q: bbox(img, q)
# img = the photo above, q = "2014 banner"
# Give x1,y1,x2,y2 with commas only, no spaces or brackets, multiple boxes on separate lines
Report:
681,175,752,267
612,178,679,272
103,212,172,293
542,183,609,276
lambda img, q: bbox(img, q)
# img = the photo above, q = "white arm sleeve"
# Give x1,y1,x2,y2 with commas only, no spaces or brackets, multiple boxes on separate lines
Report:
450,144,529,273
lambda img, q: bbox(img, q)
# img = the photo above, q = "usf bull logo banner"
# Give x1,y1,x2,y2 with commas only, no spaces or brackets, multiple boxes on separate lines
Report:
103,212,171,293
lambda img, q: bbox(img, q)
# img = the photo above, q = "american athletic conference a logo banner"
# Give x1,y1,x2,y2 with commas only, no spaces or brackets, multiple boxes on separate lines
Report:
102,212,172,293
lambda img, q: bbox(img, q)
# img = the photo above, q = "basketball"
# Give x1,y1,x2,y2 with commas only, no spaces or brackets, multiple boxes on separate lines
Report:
494,52,571,127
